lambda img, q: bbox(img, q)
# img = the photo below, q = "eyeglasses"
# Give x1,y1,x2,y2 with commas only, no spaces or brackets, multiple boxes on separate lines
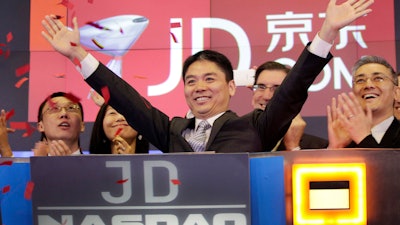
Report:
252,84,280,92
353,74,396,86
43,104,81,115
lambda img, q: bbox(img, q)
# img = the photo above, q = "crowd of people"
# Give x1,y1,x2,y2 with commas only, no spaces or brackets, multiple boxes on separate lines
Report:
2,0,392,158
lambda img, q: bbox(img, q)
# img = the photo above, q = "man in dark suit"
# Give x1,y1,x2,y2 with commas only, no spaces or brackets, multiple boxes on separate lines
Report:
327,56,400,148
41,0,373,153
250,61,328,150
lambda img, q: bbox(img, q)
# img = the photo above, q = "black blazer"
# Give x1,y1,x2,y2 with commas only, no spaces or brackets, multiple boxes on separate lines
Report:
86,46,332,153
347,118,400,148
277,133,329,151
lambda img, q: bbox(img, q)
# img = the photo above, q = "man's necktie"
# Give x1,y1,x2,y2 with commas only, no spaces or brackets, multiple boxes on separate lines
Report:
187,120,211,152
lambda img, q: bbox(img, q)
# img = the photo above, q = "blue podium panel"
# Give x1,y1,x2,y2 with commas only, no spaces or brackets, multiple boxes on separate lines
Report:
30,153,250,225
250,156,285,225
0,158,33,225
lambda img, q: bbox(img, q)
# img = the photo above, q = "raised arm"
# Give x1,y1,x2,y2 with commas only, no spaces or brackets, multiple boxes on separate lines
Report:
319,0,373,44
41,16,87,62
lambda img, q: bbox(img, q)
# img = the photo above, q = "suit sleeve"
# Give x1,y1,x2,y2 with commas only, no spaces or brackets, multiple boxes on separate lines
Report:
85,63,170,152
255,44,333,150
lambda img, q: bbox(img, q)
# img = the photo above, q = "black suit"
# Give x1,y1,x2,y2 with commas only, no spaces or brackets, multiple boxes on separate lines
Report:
276,133,328,151
86,46,332,153
347,118,400,148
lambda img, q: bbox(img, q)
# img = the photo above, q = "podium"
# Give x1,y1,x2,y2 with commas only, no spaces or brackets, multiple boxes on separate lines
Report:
1,150,400,225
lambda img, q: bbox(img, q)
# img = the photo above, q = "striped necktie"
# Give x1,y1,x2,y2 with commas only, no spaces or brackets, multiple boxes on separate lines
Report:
187,120,211,152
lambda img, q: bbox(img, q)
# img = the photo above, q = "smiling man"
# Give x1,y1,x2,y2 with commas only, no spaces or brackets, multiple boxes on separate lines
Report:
327,56,400,148
41,0,373,152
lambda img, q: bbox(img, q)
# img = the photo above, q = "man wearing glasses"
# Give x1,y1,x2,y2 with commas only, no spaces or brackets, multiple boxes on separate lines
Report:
0,92,85,157
34,92,85,155
251,61,328,151
327,56,400,148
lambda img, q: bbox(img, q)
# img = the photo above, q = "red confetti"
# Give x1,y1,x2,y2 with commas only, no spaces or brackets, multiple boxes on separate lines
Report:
0,48,3,55
24,181,35,200
70,42,77,46
0,43,6,47
170,22,181,28
91,38,104,49
88,0,94,3
54,73,65,78
58,0,74,9
46,97,56,108
2,185,10,194
119,27,124,34
73,57,81,69
86,22,110,31
170,32,178,43
116,179,128,184
4,49,10,59
22,123,35,137
5,109,15,121
64,92,80,103
171,179,181,185
101,86,110,104
15,64,30,77
0,161,13,166
133,75,147,79
15,77,29,88
6,32,13,43
9,122,35,137
53,15,64,20
114,128,123,137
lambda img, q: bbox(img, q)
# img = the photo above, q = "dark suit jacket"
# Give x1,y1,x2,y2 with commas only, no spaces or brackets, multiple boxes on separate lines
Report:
347,118,400,148
277,133,328,151
86,46,332,153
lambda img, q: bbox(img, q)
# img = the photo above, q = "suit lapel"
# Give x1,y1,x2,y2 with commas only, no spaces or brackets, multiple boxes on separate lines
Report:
379,119,400,146
206,111,237,148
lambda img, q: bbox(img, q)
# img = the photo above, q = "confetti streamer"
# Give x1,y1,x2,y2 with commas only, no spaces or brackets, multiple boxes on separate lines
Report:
2,185,10,194
133,75,147,79
46,97,56,109
170,32,178,43
0,161,12,166
22,123,35,137
6,32,13,43
86,22,110,31
5,108,15,121
9,122,35,137
116,179,128,184
171,179,181,185
15,64,30,77
114,128,123,137
54,73,65,78
91,38,104,49
73,57,81,69
58,0,74,9
15,77,29,88
4,49,10,59
52,15,64,20
101,86,110,104
24,181,35,200
64,92,80,103
170,22,181,28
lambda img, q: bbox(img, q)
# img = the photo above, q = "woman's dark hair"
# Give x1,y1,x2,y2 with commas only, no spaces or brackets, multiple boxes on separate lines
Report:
37,92,84,142
89,104,149,154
